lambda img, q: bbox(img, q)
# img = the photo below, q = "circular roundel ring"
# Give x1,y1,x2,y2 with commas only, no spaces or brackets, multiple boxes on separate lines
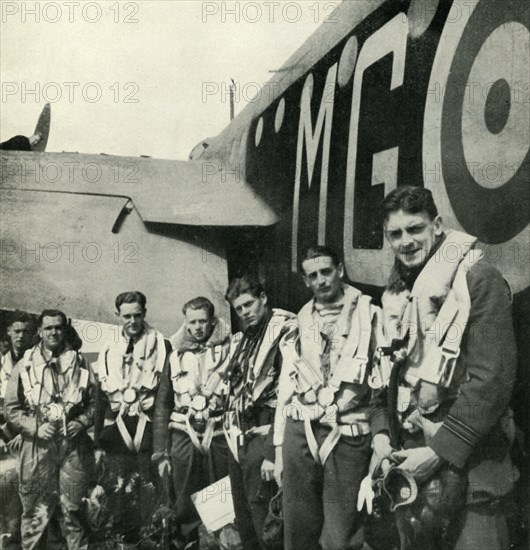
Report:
440,0,529,243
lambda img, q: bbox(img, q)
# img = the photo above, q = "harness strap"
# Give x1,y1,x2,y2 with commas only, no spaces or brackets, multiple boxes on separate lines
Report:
290,400,370,465
318,425,342,464
201,418,218,451
185,409,206,453
170,411,224,453
116,407,149,453
302,415,370,465
223,418,241,463
330,294,373,388
304,416,321,464
19,365,35,406
419,263,471,387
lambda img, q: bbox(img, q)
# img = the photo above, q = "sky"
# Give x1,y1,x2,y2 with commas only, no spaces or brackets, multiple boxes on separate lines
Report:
0,0,329,160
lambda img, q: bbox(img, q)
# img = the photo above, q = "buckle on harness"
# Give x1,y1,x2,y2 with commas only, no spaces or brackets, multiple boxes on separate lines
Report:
351,356,368,384
438,345,460,387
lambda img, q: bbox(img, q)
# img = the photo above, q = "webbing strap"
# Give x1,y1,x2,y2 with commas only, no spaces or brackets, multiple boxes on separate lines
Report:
318,425,342,464
185,409,204,453
20,366,36,406
417,262,472,387
116,410,149,453
223,412,241,463
303,416,321,464
201,418,217,451
302,417,351,465
354,295,373,380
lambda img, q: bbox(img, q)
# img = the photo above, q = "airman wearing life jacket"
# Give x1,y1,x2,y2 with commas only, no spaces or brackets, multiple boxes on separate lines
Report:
94,291,169,545
276,245,384,550
5,309,95,550
224,275,294,550
370,186,517,550
152,296,237,550
0,313,34,549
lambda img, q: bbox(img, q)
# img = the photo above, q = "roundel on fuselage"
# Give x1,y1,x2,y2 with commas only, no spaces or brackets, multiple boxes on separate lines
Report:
440,0,529,244
424,0,529,293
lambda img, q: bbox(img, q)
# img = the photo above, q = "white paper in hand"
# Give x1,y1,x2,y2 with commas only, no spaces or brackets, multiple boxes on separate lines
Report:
191,476,235,533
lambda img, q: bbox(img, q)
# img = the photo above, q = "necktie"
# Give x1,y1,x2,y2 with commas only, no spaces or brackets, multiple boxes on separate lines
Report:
125,338,135,355
123,339,135,381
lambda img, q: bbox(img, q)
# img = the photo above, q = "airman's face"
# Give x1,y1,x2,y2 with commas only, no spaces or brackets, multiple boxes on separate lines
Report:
384,210,442,268
185,308,214,343
302,256,344,304
117,302,146,338
8,322,32,355
231,292,268,328
39,316,66,352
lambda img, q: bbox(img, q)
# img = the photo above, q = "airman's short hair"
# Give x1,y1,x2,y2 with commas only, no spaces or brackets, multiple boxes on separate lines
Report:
382,186,438,222
115,291,147,313
7,312,33,331
182,296,215,319
299,245,341,274
38,309,67,328
225,276,265,303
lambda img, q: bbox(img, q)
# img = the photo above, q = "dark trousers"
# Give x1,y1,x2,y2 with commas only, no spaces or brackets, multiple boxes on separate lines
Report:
228,433,277,550
170,431,230,541
283,419,371,550
99,450,157,543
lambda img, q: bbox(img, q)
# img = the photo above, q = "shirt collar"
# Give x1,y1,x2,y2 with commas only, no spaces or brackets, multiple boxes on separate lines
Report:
312,283,347,315
121,322,148,343
40,341,73,362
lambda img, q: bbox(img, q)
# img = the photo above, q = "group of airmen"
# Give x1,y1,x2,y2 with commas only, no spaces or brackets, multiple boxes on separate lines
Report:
0,186,519,550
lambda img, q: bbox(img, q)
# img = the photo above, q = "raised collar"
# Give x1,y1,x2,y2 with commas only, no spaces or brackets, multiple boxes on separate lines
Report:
391,233,446,290
311,283,361,315
170,317,230,352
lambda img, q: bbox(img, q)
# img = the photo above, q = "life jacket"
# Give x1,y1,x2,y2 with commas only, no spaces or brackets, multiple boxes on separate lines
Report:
19,343,89,421
169,317,231,410
392,231,483,422
282,285,376,414
168,318,231,452
229,308,295,408
224,308,294,460
0,351,16,399
280,285,379,464
96,323,166,452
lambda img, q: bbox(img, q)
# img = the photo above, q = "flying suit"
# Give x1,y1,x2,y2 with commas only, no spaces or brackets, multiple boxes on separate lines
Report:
4,343,95,550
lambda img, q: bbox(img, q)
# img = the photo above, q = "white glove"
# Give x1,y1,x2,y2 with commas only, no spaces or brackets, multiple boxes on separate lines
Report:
357,473,375,514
